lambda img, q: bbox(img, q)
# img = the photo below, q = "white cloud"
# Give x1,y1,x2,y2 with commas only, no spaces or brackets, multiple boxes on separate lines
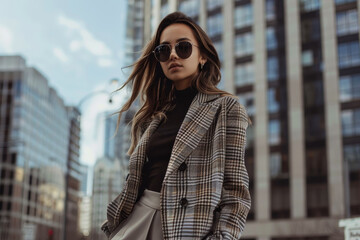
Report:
70,40,81,52
97,58,114,67
58,15,112,57
79,29,112,56
53,47,69,63
58,15,83,31
0,25,14,53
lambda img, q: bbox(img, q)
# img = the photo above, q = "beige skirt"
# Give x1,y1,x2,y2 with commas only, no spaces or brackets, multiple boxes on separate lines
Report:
110,189,164,240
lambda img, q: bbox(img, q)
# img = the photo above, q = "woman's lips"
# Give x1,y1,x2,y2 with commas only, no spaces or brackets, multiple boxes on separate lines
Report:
169,66,182,71
169,63,182,70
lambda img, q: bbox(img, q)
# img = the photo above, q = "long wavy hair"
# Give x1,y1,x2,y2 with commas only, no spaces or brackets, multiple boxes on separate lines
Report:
116,11,236,156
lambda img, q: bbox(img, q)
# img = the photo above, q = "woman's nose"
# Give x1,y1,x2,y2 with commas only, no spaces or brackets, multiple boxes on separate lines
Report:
169,46,178,60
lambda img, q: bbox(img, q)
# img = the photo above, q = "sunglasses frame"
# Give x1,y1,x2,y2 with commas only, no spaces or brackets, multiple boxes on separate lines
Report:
153,41,199,62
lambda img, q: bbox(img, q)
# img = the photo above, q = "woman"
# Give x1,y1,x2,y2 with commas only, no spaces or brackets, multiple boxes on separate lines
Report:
101,12,251,240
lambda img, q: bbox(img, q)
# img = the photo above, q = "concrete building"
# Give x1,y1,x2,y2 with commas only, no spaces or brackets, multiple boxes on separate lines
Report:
125,0,146,66
0,56,70,240
135,0,360,239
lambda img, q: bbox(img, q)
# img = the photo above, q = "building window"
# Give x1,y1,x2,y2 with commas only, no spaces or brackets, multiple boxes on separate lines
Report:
246,126,254,149
338,41,360,69
266,27,278,50
267,56,279,81
207,13,223,37
344,144,360,171
270,153,282,178
160,2,169,19
299,0,320,12
234,4,253,29
301,18,321,43
335,0,356,5
268,120,281,145
238,92,255,116
235,32,254,57
304,80,324,107
302,50,314,66
235,63,254,87
336,9,359,36
266,0,276,21
305,113,325,141
339,74,360,102
207,0,222,10
268,88,280,113
342,108,360,137
213,41,223,62
306,147,329,217
179,0,199,18
15,80,22,98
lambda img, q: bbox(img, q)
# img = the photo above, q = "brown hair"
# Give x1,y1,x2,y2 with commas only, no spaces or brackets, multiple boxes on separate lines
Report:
115,11,236,156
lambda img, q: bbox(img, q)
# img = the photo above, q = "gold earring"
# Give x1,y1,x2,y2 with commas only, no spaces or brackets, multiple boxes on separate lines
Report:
201,63,204,70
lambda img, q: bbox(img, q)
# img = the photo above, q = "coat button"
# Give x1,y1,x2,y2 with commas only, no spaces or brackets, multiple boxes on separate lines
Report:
179,198,188,207
178,162,187,171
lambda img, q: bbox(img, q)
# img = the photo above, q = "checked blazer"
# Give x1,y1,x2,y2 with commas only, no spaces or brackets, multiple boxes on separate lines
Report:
101,91,251,240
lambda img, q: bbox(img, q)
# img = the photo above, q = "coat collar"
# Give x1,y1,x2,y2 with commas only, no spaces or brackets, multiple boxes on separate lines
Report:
129,91,221,183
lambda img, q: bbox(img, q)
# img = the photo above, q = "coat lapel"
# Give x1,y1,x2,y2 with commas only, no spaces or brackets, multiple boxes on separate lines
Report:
163,91,220,181
129,115,163,178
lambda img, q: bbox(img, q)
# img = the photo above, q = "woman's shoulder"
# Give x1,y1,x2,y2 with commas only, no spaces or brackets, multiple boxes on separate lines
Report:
216,93,242,108
216,94,249,122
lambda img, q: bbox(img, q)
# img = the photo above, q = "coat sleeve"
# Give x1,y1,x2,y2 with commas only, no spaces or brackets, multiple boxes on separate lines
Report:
207,100,251,240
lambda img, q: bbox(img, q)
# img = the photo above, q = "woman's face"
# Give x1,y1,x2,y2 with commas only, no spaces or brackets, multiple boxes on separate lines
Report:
158,23,206,90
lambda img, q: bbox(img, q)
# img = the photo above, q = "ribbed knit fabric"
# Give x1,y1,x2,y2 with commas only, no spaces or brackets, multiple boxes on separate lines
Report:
142,86,198,192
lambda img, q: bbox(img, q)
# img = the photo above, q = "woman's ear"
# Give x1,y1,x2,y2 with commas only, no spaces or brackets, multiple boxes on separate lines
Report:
200,56,207,65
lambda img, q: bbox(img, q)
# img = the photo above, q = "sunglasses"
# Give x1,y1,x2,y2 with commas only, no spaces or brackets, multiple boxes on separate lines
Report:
153,41,199,62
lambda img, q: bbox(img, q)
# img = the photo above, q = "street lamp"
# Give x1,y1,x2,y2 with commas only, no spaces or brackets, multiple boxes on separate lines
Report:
77,78,120,109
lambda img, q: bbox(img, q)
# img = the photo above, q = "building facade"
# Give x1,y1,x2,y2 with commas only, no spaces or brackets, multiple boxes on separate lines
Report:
0,56,70,240
137,0,360,239
64,106,82,240
90,156,121,240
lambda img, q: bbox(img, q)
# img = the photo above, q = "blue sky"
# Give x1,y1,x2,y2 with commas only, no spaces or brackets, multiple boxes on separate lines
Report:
0,0,128,104
0,0,130,166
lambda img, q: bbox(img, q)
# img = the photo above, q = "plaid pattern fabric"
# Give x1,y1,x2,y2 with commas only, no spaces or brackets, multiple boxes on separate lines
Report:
101,92,251,240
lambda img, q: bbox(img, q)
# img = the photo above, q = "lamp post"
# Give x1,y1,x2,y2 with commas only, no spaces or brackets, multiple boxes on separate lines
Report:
77,78,120,110
62,78,120,240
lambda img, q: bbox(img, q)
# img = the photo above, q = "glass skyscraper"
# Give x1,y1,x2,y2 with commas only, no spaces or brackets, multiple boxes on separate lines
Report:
0,55,75,240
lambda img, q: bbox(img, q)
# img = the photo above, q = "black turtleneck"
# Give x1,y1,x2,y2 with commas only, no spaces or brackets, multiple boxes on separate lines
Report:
142,86,198,193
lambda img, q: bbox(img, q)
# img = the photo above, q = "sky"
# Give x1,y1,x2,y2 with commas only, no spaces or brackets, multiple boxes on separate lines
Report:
0,0,131,167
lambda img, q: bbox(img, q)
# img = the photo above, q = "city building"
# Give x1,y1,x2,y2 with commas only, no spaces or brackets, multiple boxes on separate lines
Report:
64,106,82,240
136,0,360,239
90,156,121,240
114,108,136,171
78,195,91,239
78,164,91,240
125,0,146,67
89,105,136,239
103,112,118,159
0,55,70,240
79,163,89,197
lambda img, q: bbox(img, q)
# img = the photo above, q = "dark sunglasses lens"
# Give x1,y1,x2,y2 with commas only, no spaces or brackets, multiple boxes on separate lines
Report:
176,42,192,59
154,45,170,62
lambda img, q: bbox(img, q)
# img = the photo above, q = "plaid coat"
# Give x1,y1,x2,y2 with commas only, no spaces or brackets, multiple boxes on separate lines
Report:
101,91,251,240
